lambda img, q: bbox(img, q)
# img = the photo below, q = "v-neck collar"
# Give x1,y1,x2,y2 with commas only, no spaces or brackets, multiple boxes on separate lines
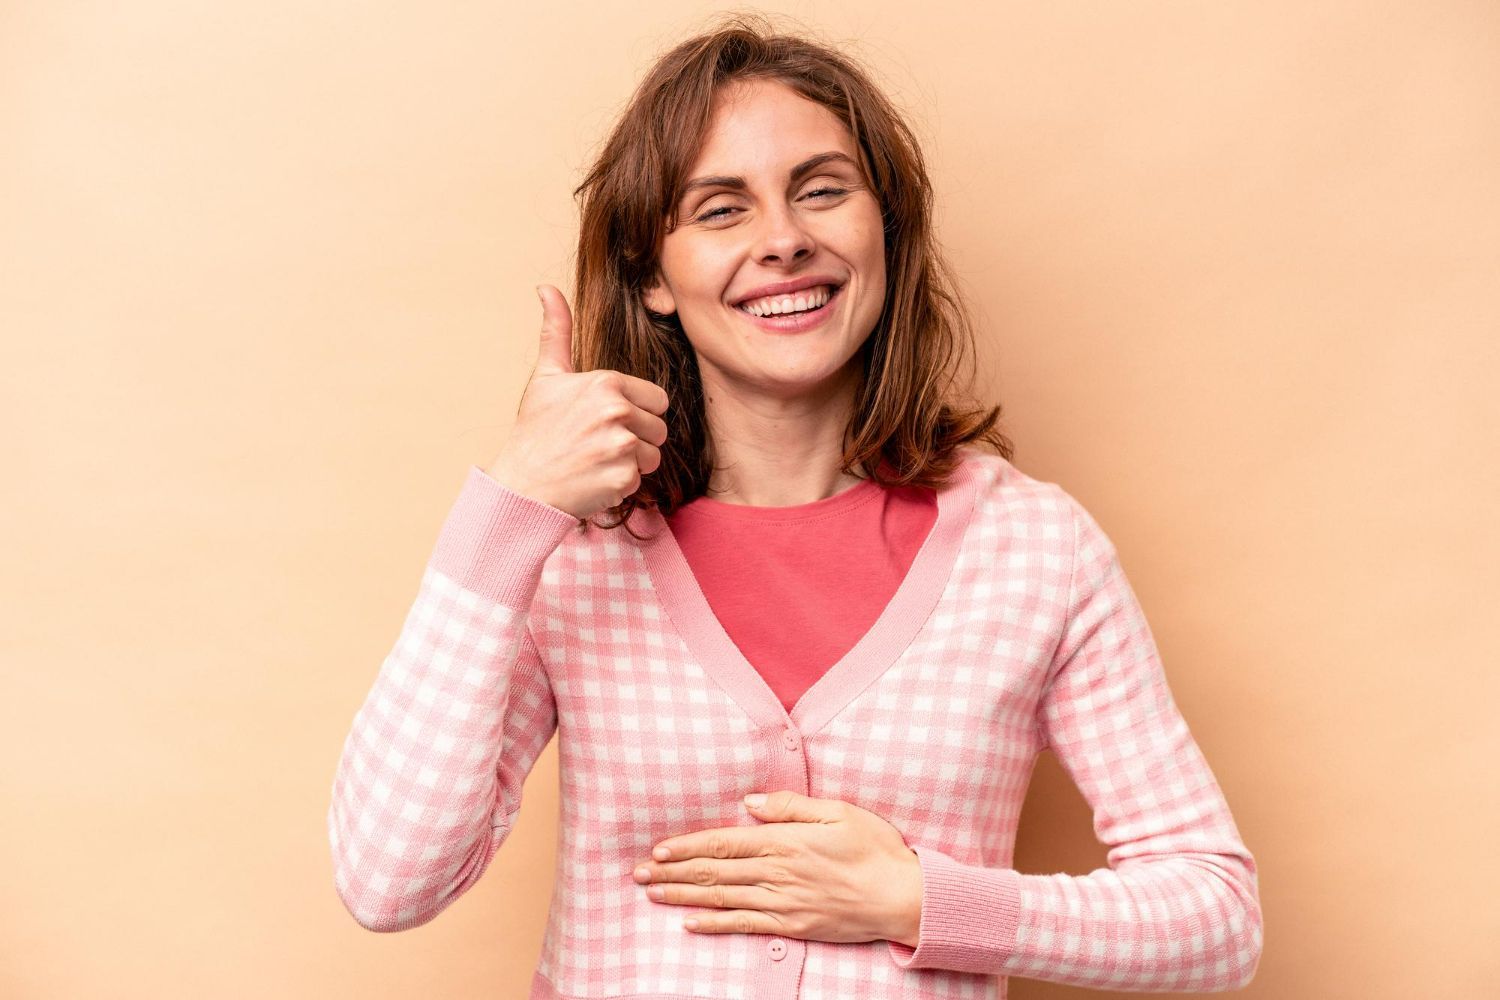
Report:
632,448,983,736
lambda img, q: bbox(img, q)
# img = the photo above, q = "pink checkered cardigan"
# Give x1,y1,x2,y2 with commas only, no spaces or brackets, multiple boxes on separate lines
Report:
327,447,1263,998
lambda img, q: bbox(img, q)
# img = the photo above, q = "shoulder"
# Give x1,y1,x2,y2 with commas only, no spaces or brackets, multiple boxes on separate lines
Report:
954,447,1121,569
955,447,1080,532
971,461,1136,605
949,452,1132,625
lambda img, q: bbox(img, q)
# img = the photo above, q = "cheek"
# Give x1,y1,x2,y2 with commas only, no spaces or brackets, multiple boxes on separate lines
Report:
840,211,886,269
676,259,736,311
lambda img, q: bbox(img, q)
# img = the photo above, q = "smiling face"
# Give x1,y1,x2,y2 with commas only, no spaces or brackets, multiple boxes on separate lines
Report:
643,77,887,404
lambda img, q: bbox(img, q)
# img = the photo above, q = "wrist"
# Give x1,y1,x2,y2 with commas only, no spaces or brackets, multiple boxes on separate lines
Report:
483,456,515,486
485,461,534,500
889,847,923,949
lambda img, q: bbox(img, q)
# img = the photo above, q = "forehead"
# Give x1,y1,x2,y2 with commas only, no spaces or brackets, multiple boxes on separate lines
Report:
688,79,855,174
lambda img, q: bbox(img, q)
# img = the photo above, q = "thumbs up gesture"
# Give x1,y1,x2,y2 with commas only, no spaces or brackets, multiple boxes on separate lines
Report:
485,284,671,520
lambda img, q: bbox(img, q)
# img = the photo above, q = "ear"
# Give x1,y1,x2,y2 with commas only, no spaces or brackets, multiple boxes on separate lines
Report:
642,270,676,316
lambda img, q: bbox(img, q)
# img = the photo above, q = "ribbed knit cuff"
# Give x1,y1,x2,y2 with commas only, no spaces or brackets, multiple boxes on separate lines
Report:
428,465,582,609
886,844,1022,974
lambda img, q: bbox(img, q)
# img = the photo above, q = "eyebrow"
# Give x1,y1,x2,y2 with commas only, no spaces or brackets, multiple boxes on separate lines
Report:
679,151,860,202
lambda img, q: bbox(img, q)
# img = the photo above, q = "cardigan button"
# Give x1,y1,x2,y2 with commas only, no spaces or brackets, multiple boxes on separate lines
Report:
781,729,800,751
767,937,786,960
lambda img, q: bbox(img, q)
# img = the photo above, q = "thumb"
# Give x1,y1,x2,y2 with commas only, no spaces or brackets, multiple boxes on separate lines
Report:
743,790,834,822
533,283,574,376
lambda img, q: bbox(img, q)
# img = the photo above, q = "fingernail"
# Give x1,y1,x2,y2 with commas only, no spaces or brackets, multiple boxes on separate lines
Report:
744,793,766,809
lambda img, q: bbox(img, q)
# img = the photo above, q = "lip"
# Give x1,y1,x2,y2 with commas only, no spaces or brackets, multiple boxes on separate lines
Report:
730,274,844,307
732,282,844,334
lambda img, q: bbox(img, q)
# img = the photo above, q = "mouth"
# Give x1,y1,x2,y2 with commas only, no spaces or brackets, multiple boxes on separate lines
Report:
731,282,845,333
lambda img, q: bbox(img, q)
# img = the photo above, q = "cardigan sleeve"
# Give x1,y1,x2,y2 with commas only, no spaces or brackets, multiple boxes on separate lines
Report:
888,493,1263,991
327,465,580,932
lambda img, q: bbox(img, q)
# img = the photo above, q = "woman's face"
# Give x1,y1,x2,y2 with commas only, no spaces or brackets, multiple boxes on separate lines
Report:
644,78,887,402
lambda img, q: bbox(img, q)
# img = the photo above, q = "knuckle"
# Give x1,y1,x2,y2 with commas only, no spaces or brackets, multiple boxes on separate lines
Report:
691,862,716,886
763,863,793,886
734,913,754,935
706,835,732,860
710,884,727,908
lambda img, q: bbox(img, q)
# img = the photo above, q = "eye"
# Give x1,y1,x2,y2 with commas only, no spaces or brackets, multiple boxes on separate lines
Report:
694,186,851,223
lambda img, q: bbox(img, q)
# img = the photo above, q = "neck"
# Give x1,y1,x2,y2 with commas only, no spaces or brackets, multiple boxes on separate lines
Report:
698,366,868,507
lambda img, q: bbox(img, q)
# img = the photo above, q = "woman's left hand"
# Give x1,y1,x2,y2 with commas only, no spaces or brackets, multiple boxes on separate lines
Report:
631,790,923,946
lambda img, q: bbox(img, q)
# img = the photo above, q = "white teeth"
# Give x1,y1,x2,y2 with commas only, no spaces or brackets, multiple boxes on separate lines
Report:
738,285,835,317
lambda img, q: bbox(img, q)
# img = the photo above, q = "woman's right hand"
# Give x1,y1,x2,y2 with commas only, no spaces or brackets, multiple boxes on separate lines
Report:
485,284,670,520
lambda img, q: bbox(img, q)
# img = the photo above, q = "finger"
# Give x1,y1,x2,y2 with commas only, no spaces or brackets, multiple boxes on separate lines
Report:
652,828,762,864
534,284,574,376
613,372,671,418
618,403,669,449
681,907,789,936
648,880,778,914
635,438,663,476
641,854,769,888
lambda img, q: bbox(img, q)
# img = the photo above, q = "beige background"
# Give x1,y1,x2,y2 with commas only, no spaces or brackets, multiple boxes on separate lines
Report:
3,2,1496,997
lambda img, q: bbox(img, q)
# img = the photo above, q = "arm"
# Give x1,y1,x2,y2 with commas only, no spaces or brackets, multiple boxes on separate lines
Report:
326,465,580,932
888,493,1263,991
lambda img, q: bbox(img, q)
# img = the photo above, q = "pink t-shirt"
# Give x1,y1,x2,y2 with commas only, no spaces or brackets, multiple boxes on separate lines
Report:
665,473,938,715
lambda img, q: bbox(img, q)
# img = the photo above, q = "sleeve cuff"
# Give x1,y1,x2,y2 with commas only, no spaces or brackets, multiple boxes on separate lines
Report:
886,844,1022,974
427,465,582,609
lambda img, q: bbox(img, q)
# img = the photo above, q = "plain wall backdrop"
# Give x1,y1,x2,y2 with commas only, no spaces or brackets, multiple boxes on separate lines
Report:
3,1,1496,997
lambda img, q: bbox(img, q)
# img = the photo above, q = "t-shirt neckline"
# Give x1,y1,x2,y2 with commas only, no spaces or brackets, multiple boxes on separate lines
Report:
673,473,884,523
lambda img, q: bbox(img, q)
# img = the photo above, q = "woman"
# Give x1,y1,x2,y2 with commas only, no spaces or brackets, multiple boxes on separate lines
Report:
327,14,1262,999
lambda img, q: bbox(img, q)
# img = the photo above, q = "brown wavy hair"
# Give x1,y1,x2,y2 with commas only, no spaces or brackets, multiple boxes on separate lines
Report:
567,11,1014,535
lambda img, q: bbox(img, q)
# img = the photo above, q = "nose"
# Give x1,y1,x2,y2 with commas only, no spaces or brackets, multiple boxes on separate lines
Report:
751,202,816,266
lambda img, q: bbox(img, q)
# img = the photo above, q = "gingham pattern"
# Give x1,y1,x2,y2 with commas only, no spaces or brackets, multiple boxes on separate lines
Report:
327,447,1262,998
